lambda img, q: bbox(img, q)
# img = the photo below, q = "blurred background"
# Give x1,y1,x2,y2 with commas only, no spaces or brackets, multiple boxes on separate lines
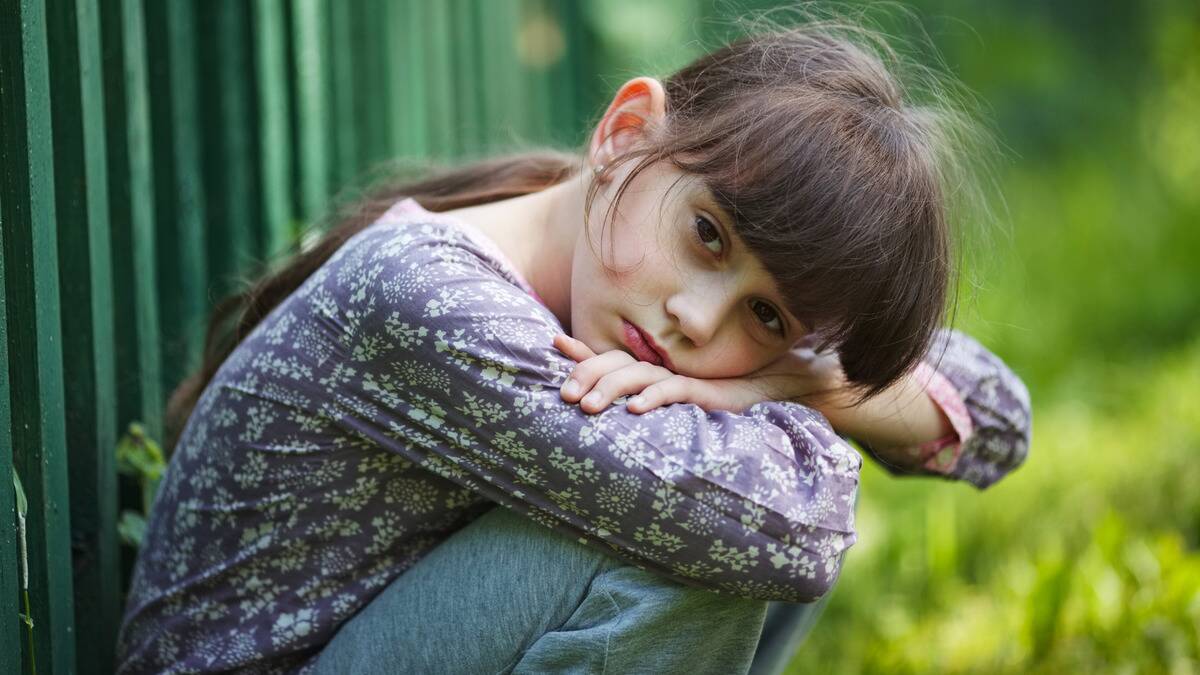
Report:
2,0,1197,672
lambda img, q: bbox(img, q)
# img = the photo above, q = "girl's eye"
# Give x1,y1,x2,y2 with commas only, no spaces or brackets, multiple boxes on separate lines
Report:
751,300,786,336
693,215,724,257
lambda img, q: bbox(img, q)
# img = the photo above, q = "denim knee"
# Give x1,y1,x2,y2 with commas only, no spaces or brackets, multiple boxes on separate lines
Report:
512,560,769,674
314,507,614,674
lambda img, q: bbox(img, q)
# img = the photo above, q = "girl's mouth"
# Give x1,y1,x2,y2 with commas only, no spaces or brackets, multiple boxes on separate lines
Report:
622,319,666,367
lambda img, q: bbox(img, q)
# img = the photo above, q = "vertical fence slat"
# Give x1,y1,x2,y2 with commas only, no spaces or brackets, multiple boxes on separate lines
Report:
425,2,456,157
354,0,391,170
102,0,164,599
544,0,572,145
382,0,405,158
378,0,400,163
477,0,523,152
554,0,592,148
146,0,209,394
166,0,207,346
101,0,162,441
0,0,79,671
393,0,429,158
293,0,331,224
197,0,259,297
253,0,295,258
122,0,161,438
327,0,358,188
518,0,552,144
46,0,120,670
453,0,487,155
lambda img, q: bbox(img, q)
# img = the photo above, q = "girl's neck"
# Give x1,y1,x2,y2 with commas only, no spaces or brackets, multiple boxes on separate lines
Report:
442,175,587,332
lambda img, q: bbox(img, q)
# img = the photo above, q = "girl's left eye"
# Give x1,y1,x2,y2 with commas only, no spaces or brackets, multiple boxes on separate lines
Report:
751,300,786,336
691,214,786,338
693,215,724,257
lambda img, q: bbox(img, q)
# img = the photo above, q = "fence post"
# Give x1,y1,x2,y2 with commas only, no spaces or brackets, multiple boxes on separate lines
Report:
146,0,210,393
101,0,163,442
46,0,122,671
253,0,296,259
0,0,80,671
292,0,331,224
195,0,260,299
327,0,359,189
393,0,429,158
425,2,457,157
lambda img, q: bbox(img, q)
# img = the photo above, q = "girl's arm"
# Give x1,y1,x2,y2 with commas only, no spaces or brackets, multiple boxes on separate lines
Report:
816,369,954,467
839,329,1033,490
760,328,1029,488
332,221,860,603
559,326,1030,491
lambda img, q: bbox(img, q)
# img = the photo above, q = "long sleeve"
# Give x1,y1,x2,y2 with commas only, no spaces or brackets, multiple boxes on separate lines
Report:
321,216,862,603
861,328,1032,490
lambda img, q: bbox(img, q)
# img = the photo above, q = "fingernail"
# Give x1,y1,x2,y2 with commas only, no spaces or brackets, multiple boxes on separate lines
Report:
629,395,645,408
562,380,579,397
582,392,601,407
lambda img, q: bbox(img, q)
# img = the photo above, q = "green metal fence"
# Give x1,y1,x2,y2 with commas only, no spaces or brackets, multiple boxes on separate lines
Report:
1,1,598,671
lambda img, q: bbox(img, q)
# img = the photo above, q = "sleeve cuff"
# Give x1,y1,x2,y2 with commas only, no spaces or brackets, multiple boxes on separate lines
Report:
907,361,975,475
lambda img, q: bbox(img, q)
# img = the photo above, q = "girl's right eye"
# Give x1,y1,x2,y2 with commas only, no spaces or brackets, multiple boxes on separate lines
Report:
693,215,724,258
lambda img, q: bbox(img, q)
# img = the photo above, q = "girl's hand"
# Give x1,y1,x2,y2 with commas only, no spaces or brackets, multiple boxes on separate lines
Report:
553,333,825,415
554,334,679,414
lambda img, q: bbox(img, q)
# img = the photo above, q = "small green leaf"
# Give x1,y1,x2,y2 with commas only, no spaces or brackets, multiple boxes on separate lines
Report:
118,511,148,548
116,422,166,482
11,468,27,517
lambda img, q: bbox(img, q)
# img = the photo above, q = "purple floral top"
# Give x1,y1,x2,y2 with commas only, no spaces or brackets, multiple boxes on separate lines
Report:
116,198,1031,673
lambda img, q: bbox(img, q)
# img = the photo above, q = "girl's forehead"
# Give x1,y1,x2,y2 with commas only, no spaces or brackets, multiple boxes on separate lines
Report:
658,171,729,221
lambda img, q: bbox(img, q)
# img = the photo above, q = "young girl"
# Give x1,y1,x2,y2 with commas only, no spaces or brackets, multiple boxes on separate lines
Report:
116,22,1030,674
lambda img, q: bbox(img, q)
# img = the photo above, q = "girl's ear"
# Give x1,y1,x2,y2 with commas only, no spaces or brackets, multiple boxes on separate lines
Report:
588,77,667,177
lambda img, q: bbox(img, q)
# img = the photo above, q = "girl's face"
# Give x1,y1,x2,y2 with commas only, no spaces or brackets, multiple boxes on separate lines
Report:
570,160,808,379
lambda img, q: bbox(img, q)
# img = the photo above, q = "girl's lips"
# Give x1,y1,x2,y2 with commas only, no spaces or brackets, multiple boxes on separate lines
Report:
622,320,672,369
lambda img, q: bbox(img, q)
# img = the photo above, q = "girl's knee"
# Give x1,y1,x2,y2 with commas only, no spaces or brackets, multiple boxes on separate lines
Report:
513,562,768,674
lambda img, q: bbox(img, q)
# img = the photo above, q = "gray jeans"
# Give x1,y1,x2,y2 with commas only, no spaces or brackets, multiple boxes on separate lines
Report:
314,507,829,674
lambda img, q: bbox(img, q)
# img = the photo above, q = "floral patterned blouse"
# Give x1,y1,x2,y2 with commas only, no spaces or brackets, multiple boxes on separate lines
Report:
116,198,1032,673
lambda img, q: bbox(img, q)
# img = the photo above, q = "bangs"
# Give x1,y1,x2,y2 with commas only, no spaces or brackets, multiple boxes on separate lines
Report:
665,87,949,396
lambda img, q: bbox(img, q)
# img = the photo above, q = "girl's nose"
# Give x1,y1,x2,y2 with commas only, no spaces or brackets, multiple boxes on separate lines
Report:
665,290,728,349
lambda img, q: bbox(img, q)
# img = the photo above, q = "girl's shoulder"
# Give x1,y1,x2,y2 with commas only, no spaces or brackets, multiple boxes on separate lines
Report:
341,198,538,300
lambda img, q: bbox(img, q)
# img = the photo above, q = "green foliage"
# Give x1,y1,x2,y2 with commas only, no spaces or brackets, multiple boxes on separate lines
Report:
115,422,165,548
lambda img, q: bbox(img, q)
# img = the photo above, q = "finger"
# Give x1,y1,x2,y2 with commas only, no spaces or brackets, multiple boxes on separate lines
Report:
560,350,635,402
626,376,706,414
581,362,675,413
553,333,596,362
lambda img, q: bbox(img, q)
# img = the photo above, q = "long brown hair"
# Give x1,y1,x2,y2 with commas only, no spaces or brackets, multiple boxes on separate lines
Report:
166,17,991,449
